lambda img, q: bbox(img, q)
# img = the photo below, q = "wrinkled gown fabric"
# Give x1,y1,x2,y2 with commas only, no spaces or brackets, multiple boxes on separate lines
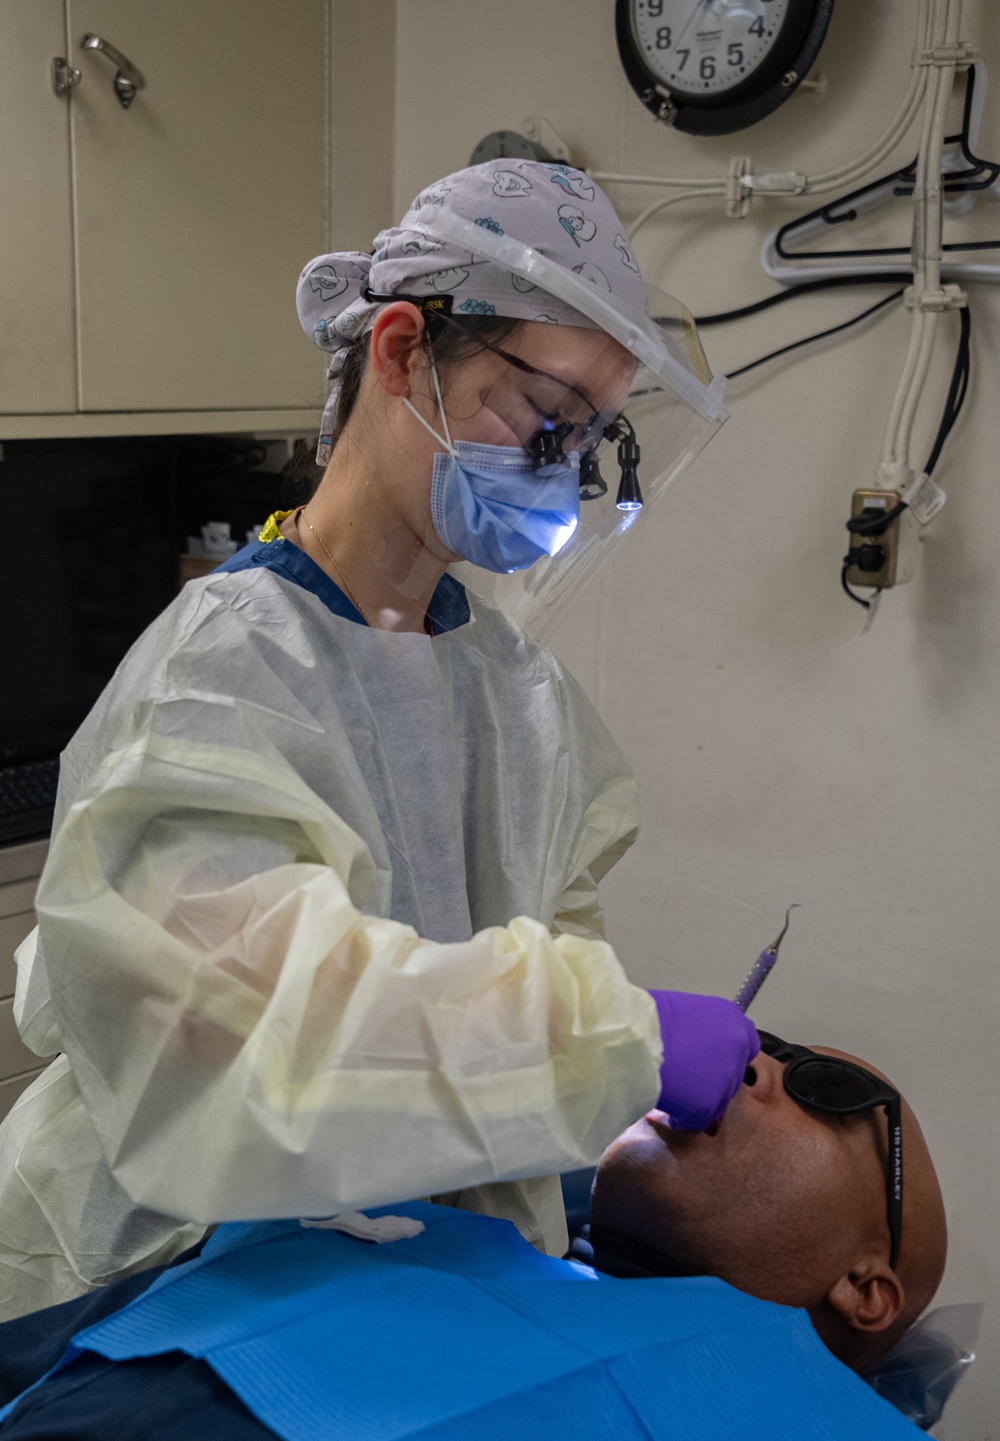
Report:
0,541,658,1321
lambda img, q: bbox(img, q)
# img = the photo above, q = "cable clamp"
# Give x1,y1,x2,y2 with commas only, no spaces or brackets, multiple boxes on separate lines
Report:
876,461,912,492
726,155,752,218
746,171,808,195
903,283,968,312
911,43,979,68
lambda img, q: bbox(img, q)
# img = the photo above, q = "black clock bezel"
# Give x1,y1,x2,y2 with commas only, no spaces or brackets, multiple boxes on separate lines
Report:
615,0,835,137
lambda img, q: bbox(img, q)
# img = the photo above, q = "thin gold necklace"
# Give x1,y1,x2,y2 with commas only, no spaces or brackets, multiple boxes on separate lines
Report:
298,507,375,627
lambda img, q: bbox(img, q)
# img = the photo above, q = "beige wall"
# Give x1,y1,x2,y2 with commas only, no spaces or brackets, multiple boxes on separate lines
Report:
329,0,396,252
386,1,1000,1434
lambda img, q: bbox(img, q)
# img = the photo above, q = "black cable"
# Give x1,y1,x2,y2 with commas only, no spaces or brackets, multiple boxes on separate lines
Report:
846,499,908,537
841,563,871,611
723,288,904,380
692,273,909,326
840,305,972,611
925,306,972,475
952,63,999,182
951,338,971,421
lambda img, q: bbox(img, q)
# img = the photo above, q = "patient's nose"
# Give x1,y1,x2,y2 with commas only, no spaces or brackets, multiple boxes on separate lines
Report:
741,1051,782,1105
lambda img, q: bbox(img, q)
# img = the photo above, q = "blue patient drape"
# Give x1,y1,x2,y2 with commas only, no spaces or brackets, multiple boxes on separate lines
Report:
1,1203,919,1440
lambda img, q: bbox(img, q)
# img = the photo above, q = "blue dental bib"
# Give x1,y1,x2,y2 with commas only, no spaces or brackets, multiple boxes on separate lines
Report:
1,1203,918,1441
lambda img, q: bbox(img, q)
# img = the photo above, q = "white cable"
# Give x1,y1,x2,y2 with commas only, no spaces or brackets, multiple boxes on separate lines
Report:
880,0,965,471
589,171,728,190
927,0,964,292
891,0,961,462
895,308,941,459
628,189,721,241
881,310,926,465
880,0,948,466
804,0,933,193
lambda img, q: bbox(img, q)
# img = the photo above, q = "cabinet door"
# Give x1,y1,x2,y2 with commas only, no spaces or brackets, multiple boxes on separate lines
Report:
68,0,328,412
0,1,77,414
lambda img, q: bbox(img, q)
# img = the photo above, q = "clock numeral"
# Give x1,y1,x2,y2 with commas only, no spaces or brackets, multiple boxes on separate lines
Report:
748,15,765,35
655,25,672,48
699,55,716,80
727,42,744,66
675,47,690,70
646,0,664,15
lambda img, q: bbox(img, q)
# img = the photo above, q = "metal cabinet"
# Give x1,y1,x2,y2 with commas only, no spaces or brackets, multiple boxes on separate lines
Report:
0,3,77,415
0,0,328,431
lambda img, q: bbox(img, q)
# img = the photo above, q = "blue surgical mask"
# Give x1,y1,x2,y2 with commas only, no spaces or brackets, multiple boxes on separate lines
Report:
404,362,580,574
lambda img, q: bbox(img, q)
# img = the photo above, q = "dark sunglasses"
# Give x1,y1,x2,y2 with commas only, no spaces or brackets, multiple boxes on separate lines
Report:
757,1031,903,1271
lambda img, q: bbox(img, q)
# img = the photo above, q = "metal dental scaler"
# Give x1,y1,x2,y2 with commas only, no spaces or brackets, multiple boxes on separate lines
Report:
733,905,800,1014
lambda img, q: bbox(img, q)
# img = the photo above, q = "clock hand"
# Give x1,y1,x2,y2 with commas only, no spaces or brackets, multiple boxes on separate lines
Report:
706,0,760,20
715,0,761,16
674,0,710,51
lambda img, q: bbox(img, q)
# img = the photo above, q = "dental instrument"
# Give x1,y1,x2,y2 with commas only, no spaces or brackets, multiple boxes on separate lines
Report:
733,905,799,1013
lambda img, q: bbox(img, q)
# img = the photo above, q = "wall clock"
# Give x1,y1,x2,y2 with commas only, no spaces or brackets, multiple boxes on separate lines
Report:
616,0,834,136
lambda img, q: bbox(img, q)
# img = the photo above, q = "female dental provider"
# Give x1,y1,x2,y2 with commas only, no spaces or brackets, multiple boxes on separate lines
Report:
0,161,757,1321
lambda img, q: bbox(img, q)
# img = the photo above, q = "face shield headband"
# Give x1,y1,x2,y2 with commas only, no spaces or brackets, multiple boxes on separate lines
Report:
406,207,729,426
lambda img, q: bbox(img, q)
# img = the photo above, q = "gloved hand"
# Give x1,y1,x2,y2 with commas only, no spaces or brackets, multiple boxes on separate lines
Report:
649,990,760,1132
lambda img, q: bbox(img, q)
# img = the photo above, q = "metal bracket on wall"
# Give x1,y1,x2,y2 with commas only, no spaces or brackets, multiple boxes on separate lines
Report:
521,118,572,163
51,57,81,97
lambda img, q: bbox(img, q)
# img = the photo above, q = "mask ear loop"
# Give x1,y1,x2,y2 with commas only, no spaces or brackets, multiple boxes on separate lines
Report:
429,354,454,451
402,347,457,457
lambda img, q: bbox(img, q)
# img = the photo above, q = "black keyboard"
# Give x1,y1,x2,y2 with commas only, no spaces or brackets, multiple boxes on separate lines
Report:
0,757,59,844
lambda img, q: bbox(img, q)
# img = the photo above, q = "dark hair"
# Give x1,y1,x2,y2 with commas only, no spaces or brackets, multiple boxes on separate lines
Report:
330,314,524,449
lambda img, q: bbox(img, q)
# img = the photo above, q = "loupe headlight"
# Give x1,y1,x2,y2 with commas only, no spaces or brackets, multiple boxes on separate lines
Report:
575,417,643,509
612,418,643,512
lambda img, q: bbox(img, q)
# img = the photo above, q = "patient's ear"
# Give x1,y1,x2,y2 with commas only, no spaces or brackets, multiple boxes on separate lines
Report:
812,1258,905,1365
828,1259,904,1332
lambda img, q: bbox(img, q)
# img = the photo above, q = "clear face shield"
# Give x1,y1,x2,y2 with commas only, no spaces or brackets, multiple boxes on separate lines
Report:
401,208,729,639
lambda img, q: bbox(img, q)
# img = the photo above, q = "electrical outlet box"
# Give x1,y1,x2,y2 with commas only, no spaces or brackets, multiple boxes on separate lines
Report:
845,490,917,590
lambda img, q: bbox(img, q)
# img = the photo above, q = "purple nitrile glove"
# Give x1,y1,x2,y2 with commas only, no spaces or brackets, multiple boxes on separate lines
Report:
650,990,760,1132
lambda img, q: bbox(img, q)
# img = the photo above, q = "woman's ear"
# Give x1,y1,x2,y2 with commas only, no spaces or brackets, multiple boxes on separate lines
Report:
369,303,426,397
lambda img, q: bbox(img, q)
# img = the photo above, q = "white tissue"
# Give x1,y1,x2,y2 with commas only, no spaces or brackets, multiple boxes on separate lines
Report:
299,1211,426,1243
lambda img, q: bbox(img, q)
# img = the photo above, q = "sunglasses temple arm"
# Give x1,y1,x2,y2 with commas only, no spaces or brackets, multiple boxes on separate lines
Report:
886,1099,904,1272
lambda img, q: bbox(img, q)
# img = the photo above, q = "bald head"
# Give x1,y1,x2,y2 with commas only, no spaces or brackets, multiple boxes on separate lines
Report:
591,1040,946,1369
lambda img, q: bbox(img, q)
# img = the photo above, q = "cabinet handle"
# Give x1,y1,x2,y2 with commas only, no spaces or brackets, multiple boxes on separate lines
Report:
80,34,146,110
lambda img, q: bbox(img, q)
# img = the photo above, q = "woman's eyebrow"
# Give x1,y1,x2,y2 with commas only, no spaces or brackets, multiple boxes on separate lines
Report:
477,329,603,413
537,368,599,414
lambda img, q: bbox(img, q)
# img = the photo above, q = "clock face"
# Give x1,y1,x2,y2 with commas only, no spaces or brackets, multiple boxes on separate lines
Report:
630,0,795,100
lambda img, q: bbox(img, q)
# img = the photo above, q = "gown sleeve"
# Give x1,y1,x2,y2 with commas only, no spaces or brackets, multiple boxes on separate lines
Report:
19,693,661,1226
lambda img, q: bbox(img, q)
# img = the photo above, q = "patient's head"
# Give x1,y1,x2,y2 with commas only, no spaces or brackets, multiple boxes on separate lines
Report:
591,1039,946,1370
